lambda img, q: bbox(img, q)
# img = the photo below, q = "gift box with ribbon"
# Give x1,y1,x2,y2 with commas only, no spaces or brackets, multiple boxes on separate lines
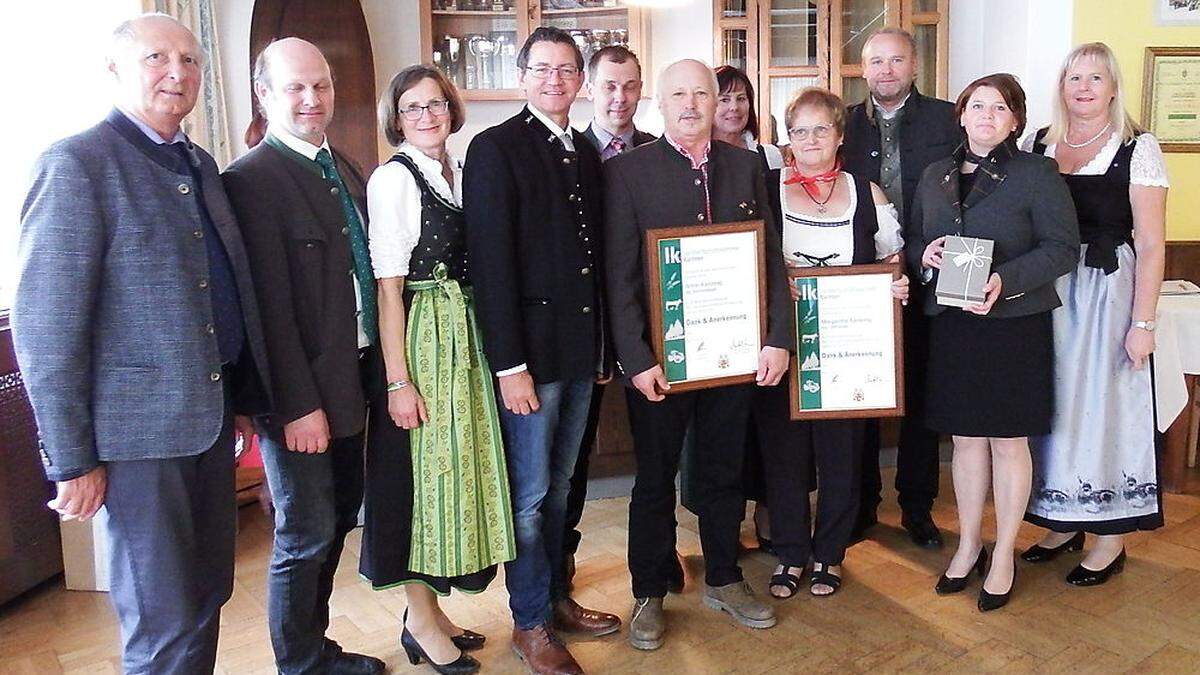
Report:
935,235,994,308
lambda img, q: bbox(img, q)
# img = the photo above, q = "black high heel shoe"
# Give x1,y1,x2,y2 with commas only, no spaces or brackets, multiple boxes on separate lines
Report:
978,566,1016,612
403,609,485,652
1020,531,1085,563
935,547,988,595
1066,548,1126,587
401,627,480,675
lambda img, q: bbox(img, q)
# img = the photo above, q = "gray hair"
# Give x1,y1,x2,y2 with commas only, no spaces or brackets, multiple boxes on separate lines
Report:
110,13,203,64
655,59,719,104
861,27,917,61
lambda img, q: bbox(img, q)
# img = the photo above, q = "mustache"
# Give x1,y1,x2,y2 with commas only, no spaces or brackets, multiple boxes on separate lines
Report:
678,110,702,120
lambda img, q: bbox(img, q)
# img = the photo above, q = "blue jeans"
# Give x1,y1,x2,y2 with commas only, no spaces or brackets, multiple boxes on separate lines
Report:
257,425,365,675
500,377,594,630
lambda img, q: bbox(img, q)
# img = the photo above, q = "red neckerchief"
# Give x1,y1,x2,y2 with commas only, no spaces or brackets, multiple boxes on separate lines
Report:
783,158,842,201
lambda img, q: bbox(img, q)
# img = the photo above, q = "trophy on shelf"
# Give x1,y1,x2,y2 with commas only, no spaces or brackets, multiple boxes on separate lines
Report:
493,32,519,89
468,34,497,89
442,35,463,89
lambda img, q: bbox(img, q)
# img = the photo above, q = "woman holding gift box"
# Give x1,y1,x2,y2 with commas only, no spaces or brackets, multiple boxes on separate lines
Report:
909,73,1079,612
754,87,909,598
1022,43,1169,586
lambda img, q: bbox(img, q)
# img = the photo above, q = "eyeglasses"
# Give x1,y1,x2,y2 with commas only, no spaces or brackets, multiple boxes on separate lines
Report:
524,65,581,80
399,99,450,121
787,124,835,141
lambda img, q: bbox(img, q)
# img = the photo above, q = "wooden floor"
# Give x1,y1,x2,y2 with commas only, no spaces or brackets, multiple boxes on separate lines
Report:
5,469,1200,674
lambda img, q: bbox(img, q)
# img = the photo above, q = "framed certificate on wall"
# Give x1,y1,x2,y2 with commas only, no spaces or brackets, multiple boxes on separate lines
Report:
643,220,767,393
788,263,905,420
1142,46,1200,152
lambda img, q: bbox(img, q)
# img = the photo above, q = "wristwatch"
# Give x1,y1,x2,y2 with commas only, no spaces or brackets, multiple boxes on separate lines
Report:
1133,320,1157,332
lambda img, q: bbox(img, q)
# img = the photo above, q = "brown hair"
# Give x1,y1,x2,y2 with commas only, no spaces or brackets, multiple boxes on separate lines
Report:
954,73,1027,143
377,65,465,147
587,44,641,82
715,65,758,141
784,87,847,136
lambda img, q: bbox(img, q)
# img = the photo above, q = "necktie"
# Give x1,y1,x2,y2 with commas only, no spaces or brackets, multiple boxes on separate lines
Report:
609,136,626,153
314,148,378,345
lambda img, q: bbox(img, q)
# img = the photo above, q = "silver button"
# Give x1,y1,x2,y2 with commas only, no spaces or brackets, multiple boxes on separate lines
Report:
568,194,578,202
193,230,203,239
871,150,879,157
341,227,350,235
696,213,704,221
210,371,222,382
581,267,590,275
205,323,215,335
954,217,962,224
562,157,571,164
199,279,209,289
178,183,190,194
694,178,702,186
582,306,592,314
331,186,340,196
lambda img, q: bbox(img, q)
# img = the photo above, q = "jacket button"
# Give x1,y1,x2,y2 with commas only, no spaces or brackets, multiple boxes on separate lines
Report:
568,194,578,202
562,157,571,165
331,186,340,196
871,150,879,158
210,371,222,382
199,279,209,289
205,323,215,335
581,267,590,275
955,217,962,224
341,227,350,235
694,178,702,186
582,306,591,314
696,213,704,221
178,183,190,194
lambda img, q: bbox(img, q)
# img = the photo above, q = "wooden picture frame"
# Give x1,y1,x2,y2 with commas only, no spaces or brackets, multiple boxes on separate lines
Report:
788,263,905,420
643,220,768,393
1142,46,1200,153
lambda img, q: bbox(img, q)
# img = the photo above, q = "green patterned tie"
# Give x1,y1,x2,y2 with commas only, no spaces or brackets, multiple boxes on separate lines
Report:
315,148,378,345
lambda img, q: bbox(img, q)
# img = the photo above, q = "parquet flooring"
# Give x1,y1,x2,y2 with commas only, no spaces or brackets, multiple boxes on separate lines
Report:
4,468,1200,674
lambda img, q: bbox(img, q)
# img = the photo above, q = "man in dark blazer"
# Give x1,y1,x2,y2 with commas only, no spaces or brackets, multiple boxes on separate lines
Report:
12,15,270,674
223,39,384,675
563,43,672,592
841,28,961,549
603,59,792,651
463,26,620,675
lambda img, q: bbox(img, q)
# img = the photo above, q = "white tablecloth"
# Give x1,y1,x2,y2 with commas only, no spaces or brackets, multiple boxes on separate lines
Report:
1155,292,1200,431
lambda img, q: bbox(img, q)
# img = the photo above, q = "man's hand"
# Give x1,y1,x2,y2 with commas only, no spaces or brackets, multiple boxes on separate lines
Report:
388,386,429,429
632,365,669,402
284,408,331,453
499,371,540,415
49,465,107,521
756,346,789,386
966,273,1002,316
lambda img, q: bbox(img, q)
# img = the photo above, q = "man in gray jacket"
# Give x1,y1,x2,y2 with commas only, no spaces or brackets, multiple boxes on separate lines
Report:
12,14,269,674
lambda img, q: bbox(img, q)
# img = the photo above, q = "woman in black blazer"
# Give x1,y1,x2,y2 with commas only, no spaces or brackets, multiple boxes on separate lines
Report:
911,74,1079,611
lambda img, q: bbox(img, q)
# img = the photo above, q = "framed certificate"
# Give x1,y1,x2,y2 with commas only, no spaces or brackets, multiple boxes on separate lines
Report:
1142,47,1200,152
789,263,905,420
644,220,767,393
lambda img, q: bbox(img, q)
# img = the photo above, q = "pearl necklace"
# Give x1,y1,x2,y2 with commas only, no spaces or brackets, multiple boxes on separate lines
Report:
1063,121,1111,148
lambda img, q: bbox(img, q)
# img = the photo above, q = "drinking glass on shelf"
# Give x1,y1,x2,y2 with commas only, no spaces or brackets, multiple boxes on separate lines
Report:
468,34,497,89
611,28,628,46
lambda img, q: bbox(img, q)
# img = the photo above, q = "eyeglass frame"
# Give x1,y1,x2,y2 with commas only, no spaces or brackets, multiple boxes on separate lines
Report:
786,124,837,142
522,64,582,80
399,99,450,121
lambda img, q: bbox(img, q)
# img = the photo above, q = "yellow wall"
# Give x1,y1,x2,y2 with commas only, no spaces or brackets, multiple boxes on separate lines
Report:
1074,0,1200,239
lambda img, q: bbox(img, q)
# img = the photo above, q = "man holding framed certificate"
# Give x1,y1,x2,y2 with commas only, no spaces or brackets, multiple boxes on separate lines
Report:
603,59,792,651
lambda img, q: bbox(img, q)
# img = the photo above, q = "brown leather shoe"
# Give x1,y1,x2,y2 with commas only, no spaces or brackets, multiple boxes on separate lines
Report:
511,625,583,675
553,598,621,637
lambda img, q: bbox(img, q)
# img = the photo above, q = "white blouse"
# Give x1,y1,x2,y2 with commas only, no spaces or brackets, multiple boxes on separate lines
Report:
1020,131,1170,187
366,142,464,279
780,172,904,267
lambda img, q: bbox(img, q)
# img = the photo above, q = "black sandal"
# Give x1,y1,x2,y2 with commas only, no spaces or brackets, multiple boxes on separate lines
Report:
768,565,803,599
809,563,842,597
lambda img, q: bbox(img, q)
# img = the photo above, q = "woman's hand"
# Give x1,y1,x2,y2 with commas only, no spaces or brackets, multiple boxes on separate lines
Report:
388,386,429,430
891,273,910,305
922,236,947,270
965,273,1002,316
1125,325,1155,370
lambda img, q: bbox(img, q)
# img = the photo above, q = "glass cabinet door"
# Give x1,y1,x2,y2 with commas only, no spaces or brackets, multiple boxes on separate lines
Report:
431,10,521,93
767,0,818,68
721,28,749,71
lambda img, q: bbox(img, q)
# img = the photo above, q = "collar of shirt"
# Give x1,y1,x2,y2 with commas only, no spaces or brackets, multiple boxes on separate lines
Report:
740,129,760,151
528,105,575,152
397,141,463,207
590,122,635,152
268,124,331,161
872,92,910,121
664,133,710,171
117,107,187,145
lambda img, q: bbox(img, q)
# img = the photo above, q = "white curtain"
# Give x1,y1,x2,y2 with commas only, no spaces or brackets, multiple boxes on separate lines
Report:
146,0,233,167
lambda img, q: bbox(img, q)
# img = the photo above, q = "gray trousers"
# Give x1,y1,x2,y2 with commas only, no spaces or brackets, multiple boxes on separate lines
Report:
104,406,236,675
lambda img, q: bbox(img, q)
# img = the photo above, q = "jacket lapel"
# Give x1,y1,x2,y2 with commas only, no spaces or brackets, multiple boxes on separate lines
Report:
959,140,1014,210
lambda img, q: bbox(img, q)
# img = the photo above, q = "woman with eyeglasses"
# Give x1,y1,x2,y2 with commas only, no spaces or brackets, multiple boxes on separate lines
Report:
360,64,516,675
753,87,908,598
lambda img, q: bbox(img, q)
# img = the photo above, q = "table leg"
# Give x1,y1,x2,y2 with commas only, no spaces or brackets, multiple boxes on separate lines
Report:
1162,374,1197,494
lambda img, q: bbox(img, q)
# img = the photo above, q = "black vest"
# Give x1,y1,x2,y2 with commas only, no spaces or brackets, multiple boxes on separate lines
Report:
764,162,881,266
388,153,469,282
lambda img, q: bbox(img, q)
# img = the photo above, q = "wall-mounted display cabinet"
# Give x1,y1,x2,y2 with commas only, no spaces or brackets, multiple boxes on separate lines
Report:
715,0,948,143
420,0,648,100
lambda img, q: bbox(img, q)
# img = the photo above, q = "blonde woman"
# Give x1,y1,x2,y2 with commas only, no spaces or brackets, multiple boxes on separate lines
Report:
1022,43,1169,586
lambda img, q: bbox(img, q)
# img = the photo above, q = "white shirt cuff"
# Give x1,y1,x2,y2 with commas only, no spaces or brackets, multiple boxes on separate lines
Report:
496,363,528,377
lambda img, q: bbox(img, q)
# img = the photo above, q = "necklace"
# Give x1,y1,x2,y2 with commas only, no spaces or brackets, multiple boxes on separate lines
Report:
803,179,836,214
1063,121,1111,148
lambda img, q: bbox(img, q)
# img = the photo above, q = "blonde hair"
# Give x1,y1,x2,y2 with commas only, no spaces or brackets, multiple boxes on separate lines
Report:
1045,42,1143,146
